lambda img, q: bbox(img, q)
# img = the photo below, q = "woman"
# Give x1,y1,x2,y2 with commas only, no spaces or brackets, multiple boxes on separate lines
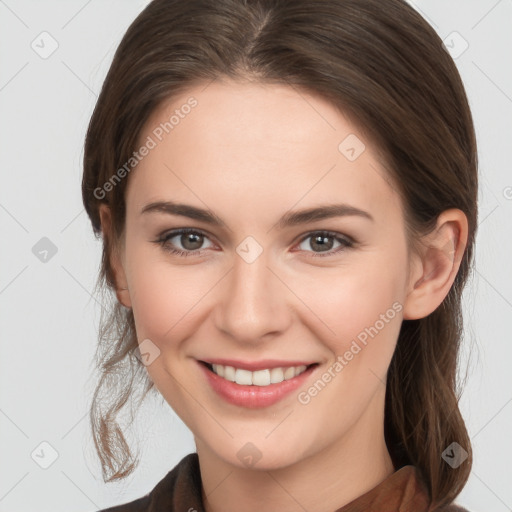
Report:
82,0,477,510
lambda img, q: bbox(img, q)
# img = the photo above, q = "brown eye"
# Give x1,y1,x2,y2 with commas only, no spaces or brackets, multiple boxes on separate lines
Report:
157,229,214,256
179,232,204,250
297,231,354,257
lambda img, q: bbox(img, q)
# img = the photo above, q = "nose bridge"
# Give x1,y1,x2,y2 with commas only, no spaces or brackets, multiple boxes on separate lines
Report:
214,240,289,342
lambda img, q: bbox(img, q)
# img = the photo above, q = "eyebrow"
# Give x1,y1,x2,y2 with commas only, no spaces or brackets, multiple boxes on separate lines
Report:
140,200,374,229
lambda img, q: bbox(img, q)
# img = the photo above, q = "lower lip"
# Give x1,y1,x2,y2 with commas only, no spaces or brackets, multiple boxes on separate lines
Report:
198,361,318,409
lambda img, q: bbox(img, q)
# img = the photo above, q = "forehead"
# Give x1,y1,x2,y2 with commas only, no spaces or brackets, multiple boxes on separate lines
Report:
127,79,402,226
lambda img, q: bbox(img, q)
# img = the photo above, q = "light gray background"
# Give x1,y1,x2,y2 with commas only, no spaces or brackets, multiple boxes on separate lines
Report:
0,1,511,511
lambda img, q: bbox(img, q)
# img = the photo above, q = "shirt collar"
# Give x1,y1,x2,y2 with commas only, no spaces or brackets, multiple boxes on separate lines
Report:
148,453,431,512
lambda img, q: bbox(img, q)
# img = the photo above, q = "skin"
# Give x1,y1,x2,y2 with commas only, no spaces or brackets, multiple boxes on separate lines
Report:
100,77,468,512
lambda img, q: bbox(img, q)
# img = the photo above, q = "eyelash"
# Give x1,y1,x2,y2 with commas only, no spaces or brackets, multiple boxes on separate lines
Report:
154,228,355,258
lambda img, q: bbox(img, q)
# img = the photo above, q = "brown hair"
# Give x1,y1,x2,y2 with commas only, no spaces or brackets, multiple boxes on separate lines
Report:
82,0,478,508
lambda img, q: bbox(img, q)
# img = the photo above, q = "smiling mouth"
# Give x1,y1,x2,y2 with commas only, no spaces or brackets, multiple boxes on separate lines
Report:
199,361,319,387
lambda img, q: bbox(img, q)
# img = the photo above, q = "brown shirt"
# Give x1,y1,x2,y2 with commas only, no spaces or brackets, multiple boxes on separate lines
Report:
98,453,470,512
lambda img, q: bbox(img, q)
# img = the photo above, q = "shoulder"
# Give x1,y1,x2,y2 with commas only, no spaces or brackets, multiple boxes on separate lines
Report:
96,452,202,512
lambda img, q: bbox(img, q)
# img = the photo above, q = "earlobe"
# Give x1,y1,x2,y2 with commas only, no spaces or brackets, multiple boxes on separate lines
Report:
402,209,468,320
98,204,132,309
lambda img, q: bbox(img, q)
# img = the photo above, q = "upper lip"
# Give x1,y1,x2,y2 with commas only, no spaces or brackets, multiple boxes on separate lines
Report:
199,358,318,371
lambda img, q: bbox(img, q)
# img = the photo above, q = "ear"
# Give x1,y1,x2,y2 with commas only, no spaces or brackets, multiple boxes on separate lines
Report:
402,208,468,320
99,204,132,309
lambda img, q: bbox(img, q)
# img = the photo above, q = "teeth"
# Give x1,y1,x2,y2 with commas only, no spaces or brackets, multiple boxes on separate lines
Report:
210,364,308,386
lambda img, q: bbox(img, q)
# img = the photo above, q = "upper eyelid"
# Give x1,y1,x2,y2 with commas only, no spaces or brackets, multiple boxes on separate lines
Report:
158,228,353,248
158,227,217,245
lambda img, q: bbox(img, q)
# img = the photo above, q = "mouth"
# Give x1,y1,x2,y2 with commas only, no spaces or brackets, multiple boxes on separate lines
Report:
197,359,320,408
199,360,318,386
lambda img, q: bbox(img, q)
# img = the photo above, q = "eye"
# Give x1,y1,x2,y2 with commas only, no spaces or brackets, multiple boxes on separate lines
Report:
154,228,355,258
156,228,215,257
295,231,354,257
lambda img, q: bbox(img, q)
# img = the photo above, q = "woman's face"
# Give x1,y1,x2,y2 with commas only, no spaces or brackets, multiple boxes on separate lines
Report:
116,78,417,470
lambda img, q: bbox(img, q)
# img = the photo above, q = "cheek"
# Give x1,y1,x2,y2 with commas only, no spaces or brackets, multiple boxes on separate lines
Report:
299,253,406,359
124,241,212,342
294,258,405,427
125,223,407,353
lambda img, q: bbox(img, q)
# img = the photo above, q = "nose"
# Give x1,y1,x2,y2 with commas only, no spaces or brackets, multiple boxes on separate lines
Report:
213,248,292,344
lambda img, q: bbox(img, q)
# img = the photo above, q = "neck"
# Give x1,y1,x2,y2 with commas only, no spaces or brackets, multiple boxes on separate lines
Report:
197,387,395,512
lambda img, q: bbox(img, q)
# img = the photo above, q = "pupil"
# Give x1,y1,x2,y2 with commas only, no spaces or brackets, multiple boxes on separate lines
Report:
179,233,334,252
183,233,202,250
312,235,332,252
